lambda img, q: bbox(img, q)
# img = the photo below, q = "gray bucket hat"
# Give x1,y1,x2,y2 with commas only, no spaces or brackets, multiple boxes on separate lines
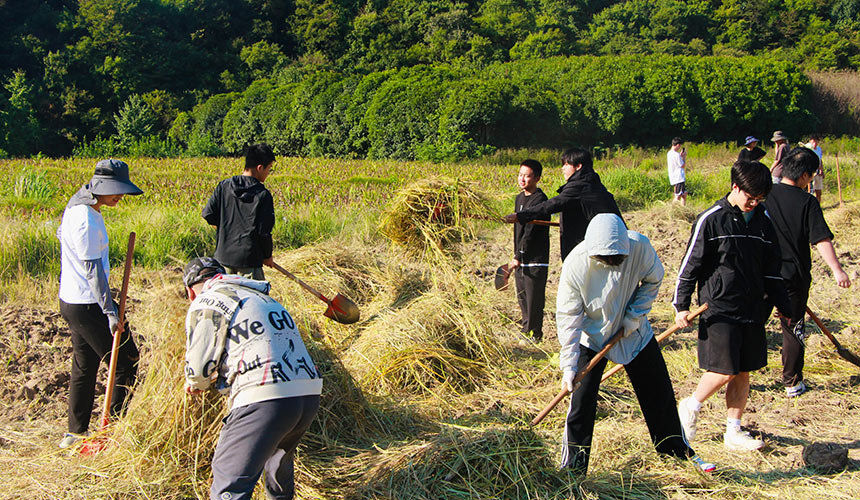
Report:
90,159,143,196
770,131,788,142
183,257,225,288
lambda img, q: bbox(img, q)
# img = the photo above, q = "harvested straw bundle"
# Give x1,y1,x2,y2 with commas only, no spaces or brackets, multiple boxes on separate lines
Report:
351,425,568,499
379,177,501,257
346,283,507,397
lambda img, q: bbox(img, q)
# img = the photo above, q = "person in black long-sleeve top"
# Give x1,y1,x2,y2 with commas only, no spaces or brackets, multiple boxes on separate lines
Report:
673,160,793,452
203,143,276,280
509,159,550,341
504,148,622,262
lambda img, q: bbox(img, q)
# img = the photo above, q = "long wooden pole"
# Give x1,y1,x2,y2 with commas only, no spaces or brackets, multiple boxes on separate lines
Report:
600,304,709,382
835,152,844,208
531,304,708,426
98,232,135,429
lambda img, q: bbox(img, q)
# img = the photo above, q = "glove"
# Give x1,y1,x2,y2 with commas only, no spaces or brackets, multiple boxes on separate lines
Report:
107,312,120,336
561,369,577,393
622,317,640,338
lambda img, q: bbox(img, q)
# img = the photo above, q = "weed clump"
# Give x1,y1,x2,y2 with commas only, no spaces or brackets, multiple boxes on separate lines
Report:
379,177,500,257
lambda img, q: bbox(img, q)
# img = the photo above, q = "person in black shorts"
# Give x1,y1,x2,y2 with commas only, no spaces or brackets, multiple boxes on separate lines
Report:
673,160,792,451
763,147,851,397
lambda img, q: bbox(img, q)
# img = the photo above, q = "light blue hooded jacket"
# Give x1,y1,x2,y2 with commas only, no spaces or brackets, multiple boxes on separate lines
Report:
556,213,663,372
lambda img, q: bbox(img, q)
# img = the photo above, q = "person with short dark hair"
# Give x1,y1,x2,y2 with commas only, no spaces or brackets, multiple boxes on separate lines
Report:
557,214,715,474
738,136,766,162
503,148,622,262
57,159,143,448
674,160,792,451
183,257,321,500
803,135,825,203
764,147,851,397
667,137,687,205
203,143,277,280
509,159,550,341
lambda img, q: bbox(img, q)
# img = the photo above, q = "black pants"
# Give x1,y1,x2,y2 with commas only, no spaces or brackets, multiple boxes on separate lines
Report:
60,300,139,434
514,265,547,340
561,337,693,473
780,280,809,387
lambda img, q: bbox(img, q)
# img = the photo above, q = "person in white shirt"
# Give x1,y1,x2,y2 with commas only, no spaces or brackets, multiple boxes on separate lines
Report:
804,134,824,203
57,159,143,448
667,137,687,206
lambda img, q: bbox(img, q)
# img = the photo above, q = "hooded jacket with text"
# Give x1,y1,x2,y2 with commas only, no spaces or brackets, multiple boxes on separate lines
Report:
185,275,322,410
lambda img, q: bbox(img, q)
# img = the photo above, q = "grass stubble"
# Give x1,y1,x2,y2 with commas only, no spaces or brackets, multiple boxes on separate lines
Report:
1,148,860,499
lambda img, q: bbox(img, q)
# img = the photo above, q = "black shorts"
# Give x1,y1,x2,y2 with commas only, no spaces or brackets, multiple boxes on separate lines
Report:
673,182,686,195
697,320,766,375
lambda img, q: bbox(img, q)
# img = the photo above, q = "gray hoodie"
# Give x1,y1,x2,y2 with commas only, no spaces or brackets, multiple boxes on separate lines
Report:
556,214,663,371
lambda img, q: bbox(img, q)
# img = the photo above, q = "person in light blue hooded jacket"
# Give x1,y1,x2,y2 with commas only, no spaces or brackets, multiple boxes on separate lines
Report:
555,213,714,474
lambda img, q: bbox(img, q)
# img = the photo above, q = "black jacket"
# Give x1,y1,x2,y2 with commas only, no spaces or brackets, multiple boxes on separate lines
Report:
517,169,622,260
514,189,550,265
673,197,792,323
202,176,275,268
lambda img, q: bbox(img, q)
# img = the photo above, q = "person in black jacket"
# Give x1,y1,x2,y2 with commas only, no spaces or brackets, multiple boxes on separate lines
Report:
673,160,793,452
203,143,276,280
509,159,550,342
504,148,622,262
763,147,851,398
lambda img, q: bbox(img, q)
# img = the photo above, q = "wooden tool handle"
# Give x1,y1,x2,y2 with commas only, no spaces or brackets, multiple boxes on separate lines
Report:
600,304,709,382
527,220,560,227
532,303,709,426
99,232,135,429
271,261,330,302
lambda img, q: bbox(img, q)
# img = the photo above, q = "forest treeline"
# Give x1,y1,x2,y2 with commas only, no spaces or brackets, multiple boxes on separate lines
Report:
1,0,858,158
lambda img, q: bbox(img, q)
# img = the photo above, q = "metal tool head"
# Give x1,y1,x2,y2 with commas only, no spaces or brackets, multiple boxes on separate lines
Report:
324,294,361,324
494,264,510,291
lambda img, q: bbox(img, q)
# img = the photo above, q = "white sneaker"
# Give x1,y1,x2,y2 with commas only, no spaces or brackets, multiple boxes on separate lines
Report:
678,397,699,442
724,428,764,451
786,380,807,397
58,432,86,449
690,454,716,473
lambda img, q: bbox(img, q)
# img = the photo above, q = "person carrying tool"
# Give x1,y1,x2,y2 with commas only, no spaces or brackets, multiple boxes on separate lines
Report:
509,159,550,342
182,257,321,500
803,135,825,203
556,213,714,474
57,159,143,448
674,160,793,451
504,148,621,262
203,143,276,279
763,147,851,397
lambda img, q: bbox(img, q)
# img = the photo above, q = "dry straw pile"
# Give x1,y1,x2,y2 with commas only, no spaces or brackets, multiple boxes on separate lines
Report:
379,177,501,257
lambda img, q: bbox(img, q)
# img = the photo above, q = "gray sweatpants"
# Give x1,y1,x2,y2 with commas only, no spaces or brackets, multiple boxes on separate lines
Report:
210,395,320,500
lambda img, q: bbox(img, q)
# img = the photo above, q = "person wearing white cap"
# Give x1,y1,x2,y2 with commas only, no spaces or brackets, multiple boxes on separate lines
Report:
56,159,143,448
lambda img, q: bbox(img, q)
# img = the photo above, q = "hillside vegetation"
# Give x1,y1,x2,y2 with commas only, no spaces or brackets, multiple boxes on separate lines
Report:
3,0,860,157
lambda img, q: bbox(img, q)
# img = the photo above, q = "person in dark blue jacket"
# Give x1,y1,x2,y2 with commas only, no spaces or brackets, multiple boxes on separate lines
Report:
673,160,792,452
203,143,276,280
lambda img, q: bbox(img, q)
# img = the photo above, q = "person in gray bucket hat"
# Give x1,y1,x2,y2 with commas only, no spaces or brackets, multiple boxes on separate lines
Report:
55,159,143,449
